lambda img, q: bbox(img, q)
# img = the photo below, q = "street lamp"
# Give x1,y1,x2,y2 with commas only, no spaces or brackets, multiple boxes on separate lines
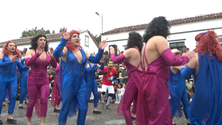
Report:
95,12,103,34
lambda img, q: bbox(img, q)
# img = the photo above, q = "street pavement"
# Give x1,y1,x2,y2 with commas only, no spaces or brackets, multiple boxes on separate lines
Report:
1,101,187,125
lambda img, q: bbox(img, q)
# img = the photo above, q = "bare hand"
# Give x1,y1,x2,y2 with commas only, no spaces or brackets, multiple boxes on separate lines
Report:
110,46,115,54
48,47,54,59
99,40,108,50
36,44,44,55
62,27,71,40
11,55,17,63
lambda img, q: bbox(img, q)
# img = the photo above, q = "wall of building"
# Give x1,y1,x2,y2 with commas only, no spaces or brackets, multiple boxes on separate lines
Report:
101,18,222,52
1,32,99,54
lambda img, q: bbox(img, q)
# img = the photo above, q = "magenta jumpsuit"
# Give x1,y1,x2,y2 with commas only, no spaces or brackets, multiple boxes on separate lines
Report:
25,51,57,117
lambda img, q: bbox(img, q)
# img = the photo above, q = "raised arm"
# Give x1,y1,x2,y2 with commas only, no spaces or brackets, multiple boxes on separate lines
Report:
180,55,197,79
48,48,57,68
110,46,126,64
156,36,191,66
86,40,107,63
53,28,69,59
25,50,40,66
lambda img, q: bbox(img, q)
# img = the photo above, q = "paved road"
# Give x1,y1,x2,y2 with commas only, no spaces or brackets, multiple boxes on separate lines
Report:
1,101,187,125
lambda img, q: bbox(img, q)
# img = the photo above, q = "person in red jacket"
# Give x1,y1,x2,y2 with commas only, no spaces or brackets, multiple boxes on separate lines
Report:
100,60,118,109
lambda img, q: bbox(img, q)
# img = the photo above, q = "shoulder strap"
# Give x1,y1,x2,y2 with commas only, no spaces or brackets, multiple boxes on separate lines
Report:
143,44,149,66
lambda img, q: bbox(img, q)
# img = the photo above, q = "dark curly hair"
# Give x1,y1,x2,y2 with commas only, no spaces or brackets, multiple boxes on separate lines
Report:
126,32,143,52
31,34,49,51
143,16,170,43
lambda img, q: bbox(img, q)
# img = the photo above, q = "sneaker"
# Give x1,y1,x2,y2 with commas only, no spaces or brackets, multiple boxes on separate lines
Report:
93,110,102,114
0,119,3,124
173,122,177,125
54,108,60,113
2,103,6,106
115,101,118,104
101,103,104,108
7,118,16,124
187,123,191,125
106,105,111,109
19,105,25,109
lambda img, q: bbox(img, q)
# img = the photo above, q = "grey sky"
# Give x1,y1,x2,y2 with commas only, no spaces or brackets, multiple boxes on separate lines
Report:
0,0,221,42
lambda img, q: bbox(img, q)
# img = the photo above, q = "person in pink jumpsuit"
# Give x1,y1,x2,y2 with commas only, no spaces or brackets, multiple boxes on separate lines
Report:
132,16,195,125
110,32,143,125
51,58,62,113
25,34,57,125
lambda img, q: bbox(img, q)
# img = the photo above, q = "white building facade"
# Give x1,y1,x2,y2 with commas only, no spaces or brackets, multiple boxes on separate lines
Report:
0,30,99,54
101,13,222,52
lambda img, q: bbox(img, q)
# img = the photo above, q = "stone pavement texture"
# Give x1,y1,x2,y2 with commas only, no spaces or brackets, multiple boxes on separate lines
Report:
1,101,187,125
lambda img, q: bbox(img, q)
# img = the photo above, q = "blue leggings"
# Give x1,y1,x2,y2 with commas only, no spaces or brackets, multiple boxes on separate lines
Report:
59,83,88,125
0,77,17,114
87,80,99,108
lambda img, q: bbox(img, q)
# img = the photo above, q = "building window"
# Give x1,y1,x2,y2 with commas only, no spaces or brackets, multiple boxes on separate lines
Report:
169,41,185,50
85,35,89,47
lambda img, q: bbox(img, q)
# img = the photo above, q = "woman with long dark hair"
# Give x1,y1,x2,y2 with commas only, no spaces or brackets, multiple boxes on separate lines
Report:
138,16,195,125
25,34,57,125
179,30,222,125
110,31,143,125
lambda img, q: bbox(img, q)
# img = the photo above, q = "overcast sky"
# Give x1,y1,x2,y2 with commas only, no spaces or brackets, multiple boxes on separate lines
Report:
0,0,221,42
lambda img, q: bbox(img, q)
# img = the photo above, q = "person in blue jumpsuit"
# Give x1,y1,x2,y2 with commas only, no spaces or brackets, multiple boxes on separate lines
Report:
18,58,30,109
53,28,107,125
168,49,190,125
85,56,104,114
0,41,24,124
180,30,222,125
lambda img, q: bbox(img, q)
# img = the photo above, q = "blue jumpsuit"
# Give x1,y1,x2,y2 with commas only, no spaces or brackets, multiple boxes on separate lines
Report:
0,55,23,115
168,67,190,119
19,58,29,104
53,38,104,125
181,53,222,125
85,62,103,108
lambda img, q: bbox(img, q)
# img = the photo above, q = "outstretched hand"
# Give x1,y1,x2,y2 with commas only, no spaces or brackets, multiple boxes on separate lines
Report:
11,55,17,63
48,47,54,59
99,40,108,50
62,27,71,40
110,46,115,54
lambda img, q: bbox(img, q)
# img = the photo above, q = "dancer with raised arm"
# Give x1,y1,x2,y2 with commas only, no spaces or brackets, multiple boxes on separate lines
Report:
179,30,222,125
25,35,57,125
134,16,195,125
53,28,107,125
110,32,143,125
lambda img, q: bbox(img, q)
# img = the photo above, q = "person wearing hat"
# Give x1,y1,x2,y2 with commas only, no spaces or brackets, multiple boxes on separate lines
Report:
100,59,118,109
168,49,190,125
